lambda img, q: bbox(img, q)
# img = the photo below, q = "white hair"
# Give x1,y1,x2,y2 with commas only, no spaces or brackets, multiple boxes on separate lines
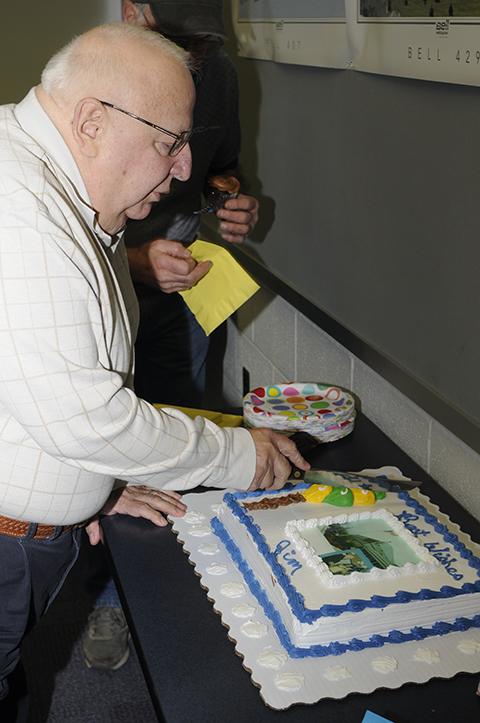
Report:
41,22,190,98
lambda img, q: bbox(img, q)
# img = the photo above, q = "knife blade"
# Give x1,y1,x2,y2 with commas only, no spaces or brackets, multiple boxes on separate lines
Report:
287,431,423,490
290,466,422,491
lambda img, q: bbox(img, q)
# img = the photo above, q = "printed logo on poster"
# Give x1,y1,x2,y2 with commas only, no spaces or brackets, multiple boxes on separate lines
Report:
435,19,450,37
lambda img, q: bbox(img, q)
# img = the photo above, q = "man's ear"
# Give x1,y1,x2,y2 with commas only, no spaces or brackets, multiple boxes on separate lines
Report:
123,0,141,24
71,98,105,158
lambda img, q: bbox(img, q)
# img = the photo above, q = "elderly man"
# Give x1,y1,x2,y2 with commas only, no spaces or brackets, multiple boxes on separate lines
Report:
0,23,307,718
82,1,263,674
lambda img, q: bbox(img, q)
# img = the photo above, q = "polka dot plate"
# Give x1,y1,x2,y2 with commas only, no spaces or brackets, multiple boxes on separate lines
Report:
243,382,356,442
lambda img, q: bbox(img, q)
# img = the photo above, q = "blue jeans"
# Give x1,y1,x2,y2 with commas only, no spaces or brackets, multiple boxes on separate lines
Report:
0,526,82,718
86,544,120,608
94,576,120,607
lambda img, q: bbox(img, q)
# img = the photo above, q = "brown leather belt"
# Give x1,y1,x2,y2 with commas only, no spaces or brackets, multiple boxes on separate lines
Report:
0,514,75,540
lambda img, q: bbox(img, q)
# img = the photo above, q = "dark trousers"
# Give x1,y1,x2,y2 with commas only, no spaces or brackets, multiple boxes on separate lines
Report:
133,283,209,407
0,526,82,721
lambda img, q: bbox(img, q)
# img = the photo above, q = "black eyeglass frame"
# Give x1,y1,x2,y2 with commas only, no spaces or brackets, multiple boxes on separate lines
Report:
99,100,193,156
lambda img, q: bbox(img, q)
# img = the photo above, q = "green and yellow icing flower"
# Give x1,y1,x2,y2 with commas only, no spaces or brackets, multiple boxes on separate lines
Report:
302,484,386,507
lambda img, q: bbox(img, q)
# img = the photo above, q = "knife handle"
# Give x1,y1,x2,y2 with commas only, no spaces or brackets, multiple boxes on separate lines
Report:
289,431,320,456
288,431,320,481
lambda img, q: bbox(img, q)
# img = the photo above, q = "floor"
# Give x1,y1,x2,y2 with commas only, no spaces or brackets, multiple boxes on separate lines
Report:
21,536,158,723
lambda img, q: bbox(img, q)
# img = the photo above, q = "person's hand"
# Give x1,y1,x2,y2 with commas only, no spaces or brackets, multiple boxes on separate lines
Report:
216,193,259,244
85,485,187,545
247,428,310,492
127,238,212,292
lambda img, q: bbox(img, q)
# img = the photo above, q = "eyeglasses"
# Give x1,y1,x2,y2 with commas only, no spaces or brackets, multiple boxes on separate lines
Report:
99,100,193,156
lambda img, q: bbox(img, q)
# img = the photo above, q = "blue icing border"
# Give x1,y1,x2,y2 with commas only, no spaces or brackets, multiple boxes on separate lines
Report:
399,491,480,574
223,484,480,624
212,516,480,658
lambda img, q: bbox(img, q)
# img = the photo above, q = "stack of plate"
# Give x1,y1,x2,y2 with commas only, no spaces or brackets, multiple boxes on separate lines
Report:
243,382,356,442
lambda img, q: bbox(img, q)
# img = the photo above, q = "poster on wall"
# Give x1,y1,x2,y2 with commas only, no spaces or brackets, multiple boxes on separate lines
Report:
351,1,480,86
232,0,480,86
232,0,352,69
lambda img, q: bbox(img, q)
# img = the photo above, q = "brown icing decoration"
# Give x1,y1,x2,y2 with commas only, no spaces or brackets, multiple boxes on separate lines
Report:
242,492,304,511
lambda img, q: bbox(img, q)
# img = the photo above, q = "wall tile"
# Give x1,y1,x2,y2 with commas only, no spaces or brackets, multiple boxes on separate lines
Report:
234,286,275,340
250,292,296,379
296,313,353,390
430,421,480,520
272,366,291,384
223,319,240,390
238,336,275,392
223,377,243,408
353,358,430,472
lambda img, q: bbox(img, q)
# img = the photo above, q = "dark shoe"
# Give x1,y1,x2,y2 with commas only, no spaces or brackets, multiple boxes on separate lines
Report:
82,607,130,671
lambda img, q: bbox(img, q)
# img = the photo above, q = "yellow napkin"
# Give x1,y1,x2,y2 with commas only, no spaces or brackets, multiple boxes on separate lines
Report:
154,404,243,428
179,239,260,335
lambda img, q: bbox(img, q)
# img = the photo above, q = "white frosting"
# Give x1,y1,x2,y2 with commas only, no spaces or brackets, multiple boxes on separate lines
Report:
216,484,480,654
413,647,440,664
323,665,351,681
188,525,211,537
257,648,287,670
274,673,304,692
371,656,398,674
285,508,439,589
457,639,480,655
206,563,228,576
220,582,246,598
241,620,268,638
197,543,219,556
211,503,225,514
183,511,206,524
231,604,256,619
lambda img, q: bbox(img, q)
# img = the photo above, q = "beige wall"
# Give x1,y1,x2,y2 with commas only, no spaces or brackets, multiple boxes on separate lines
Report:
0,0,121,103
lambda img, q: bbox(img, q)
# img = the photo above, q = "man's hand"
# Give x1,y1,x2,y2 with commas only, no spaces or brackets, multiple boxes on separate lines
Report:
127,238,211,292
85,485,187,545
248,428,310,492
216,193,259,244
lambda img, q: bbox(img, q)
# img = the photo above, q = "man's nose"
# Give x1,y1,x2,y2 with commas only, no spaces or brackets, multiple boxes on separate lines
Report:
172,143,192,182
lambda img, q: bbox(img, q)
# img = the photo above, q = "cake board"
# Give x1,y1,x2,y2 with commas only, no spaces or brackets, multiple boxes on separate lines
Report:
170,478,480,710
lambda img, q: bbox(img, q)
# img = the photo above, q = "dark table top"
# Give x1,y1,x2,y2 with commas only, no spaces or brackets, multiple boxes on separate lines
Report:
102,414,480,723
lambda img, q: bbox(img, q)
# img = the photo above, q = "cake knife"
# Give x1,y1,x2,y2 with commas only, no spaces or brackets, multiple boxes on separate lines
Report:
290,466,423,491
288,432,422,490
